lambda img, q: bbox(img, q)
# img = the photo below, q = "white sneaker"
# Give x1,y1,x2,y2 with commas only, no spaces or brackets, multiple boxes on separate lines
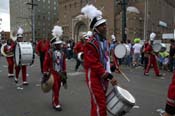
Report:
23,81,29,85
53,104,62,111
14,77,18,83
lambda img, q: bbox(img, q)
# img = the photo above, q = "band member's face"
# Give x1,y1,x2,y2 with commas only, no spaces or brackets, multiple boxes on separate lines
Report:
17,37,23,42
54,44,61,50
96,23,107,37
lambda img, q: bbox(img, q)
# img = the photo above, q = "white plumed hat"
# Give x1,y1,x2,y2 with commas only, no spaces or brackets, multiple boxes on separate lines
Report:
51,25,63,44
16,27,24,38
81,4,106,30
150,32,156,41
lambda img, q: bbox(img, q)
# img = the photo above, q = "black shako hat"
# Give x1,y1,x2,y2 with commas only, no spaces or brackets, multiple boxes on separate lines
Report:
90,16,106,30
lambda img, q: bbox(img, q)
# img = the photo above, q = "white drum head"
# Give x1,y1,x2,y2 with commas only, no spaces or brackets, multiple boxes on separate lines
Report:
15,42,34,66
116,86,135,104
124,44,131,56
15,44,20,65
153,43,161,52
114,44,127,58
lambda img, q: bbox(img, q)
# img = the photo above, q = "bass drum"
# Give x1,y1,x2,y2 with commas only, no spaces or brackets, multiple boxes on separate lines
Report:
114,44,131,58
15,42,34,66
106,86,135,116
153,43,166,52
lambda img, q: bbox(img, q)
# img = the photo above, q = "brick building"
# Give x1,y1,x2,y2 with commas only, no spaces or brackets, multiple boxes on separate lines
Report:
58,0,175,42
0,31,10,41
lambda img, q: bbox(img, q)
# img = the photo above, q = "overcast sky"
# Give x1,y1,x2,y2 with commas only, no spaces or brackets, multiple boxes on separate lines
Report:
0,0,10,31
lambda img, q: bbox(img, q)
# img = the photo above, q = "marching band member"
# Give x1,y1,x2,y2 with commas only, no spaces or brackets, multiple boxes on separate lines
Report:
73,32,86,71
110,35,120,73
14,27,28,85
4,38,15,78
162,72,175,116
36,38,50,74
81,5,117,116
144,32,162,76
43,25,67,111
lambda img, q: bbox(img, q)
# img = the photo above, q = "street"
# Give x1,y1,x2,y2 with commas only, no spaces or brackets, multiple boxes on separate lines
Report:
0,55,173,116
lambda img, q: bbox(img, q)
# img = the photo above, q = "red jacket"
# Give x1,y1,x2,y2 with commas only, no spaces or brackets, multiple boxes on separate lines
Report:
144,44,152,53
36,39,50,54
73,41,84,54
4,42,15,57
167,72,175,107
84,35,109,81
43,49,66,74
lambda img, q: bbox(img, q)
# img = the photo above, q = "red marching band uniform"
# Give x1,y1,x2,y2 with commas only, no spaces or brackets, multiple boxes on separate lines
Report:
165,72,175,115
43,43,66,110
84,33,116,116
144,43,161,76
82,4,117,116
36,39,50,73
73,41,84,55
14,27,28,85
43,25,66,111
111,48,120,73
167,74,175,106
4,39,15,77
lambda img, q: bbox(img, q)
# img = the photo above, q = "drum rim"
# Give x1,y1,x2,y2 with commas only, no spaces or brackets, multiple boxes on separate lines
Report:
15,43,21,66
115,86,135,105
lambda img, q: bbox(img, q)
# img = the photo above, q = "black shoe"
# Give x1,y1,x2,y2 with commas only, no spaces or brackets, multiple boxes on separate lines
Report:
8,76,14,78
53,105,62,111
156,74,162,77
63,82,68,89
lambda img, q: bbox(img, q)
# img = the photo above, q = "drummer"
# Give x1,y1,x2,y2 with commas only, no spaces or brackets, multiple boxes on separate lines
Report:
81,5,117,116
14,27,28,85
144,32,162,76
110,35,120,73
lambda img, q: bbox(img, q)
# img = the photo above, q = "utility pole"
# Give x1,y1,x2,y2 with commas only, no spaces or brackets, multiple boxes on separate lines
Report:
121,0,127,43
144,0,148,40
114,0,117,38
26,0,37,45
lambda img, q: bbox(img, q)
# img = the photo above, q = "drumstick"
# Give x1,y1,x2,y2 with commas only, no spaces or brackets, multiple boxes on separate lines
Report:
118,68,130,82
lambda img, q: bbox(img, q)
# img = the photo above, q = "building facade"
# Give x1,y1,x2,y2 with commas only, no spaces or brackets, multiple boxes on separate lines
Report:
58,0,175,42
10,0,59,42
0,31,10,41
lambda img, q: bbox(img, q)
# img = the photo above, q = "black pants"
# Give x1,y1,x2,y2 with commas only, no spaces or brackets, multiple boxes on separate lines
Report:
75,58,82,71
39,52,45,73
169,57,174,72
165,104,175,115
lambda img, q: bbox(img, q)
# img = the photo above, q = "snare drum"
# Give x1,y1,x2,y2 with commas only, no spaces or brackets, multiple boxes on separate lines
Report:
153,43,166,52
15,42,34,66
106,86,135,116
114,44,131,58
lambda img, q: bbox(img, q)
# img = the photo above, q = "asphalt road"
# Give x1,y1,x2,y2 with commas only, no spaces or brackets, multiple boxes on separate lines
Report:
0,55,173,116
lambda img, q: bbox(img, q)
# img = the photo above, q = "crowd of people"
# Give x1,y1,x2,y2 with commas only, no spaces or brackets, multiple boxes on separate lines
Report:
0,4,174,116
